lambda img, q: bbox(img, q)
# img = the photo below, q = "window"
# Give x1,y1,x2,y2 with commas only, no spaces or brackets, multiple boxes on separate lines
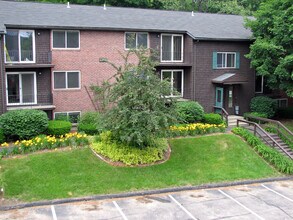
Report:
6,72,37,105
5,30,35,63
125,32,148,49
161,34,183,62
161,70,184,97
213,52,240,69
255,75,263,93
52,30,79,49
54,111,81,123
275,98,288,108
53,71,80,89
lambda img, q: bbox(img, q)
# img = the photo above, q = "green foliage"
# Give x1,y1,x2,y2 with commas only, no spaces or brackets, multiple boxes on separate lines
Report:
47,120,72,136
203,113,224,125
78,112,103,135
246,0,293,97
0,110,49,140
92,49,177,147
232,127,293,174
92,131,168,166
277,107,293,119
243,112,268,123
250,96,277,118
175,101,204,123
0,128,5,144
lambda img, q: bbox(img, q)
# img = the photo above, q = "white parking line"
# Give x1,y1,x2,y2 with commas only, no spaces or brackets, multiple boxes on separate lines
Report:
113,201,128,220
51,205,58,220
261,184,293,202
168,195,197,220
218,189,265,220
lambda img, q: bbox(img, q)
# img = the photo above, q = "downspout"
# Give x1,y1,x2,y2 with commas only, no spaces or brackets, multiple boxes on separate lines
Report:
0,35,5,114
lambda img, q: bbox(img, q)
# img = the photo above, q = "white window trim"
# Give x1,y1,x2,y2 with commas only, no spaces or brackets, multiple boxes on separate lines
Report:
275,98,288,108
161,69,184,97
124,32,149,50
6,72,37,106
255,75,264,94
160,34,184,63
54,111,81,124
53,70,81,90
51,30,80,50
4,30,36,64
216,52,236,69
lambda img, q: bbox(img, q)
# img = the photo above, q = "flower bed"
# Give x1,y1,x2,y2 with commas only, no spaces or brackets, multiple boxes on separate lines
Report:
0,132,89,158
169,123,226,137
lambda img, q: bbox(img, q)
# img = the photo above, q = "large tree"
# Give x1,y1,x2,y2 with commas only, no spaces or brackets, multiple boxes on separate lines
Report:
246,0,293,97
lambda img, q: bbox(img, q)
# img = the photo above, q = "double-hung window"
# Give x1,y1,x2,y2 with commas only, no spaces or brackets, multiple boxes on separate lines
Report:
161,70,184,97
213,52,240,69
125,32,148,49
54,111,80,123
161,34,183,62
5,30,35,63
6,72,37,105
53,71,80,89
52,30,80,49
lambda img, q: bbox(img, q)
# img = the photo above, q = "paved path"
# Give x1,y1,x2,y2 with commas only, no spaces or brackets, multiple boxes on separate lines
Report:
1,180,293,219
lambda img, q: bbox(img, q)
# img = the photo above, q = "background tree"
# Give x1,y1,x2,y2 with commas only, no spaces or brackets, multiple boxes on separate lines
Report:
91,49,177,148
246,0,293,97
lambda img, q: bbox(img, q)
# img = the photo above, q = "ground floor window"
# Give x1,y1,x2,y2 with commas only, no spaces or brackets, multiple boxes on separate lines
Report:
275,98,288,108
255,75,263,93
54,111,81,123
6,72,37,105
161,70,184,97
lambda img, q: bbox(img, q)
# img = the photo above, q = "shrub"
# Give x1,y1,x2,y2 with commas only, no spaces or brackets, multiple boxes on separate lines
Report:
232,127,293,174
175,101,204,123
277,107,293,119
92,131,168,166
78,124,98,135
47,120,72,136
250,96,277,118
243,112,268,123
0,129,5,144
77,112,102,135
0,110,48,140
203,113,224,125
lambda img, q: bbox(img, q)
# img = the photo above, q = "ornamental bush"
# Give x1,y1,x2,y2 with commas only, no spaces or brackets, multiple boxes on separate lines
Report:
47,120,72,136
175,101,204,123
0,110,48,140
0,128,5,144
77,112,103,135
203,113,224,125
250,96,277,118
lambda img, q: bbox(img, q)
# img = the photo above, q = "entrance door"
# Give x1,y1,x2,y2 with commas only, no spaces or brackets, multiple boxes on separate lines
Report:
215,87,224,109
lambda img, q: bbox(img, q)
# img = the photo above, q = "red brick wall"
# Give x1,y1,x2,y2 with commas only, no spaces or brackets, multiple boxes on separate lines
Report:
52,30,138,114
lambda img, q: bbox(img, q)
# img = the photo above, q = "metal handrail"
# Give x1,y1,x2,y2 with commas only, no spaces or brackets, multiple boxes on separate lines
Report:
214,106,229,125
237,119,293,159
245,115,293,146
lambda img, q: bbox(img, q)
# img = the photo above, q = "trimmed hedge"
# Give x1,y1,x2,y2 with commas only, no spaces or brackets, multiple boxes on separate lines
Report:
78,123,99,135
47,120,72,136
0,128,5,144
92,131,168,166
175,101,204,123
0,110,48,140
250,96,277,118
77,112,102,135
232,127,293,174
203,113,224,125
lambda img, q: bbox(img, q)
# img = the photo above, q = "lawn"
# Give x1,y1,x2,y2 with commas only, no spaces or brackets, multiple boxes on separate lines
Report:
0,134,280,202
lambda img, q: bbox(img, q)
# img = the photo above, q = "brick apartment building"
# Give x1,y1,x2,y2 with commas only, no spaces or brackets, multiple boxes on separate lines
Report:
0,1,290,121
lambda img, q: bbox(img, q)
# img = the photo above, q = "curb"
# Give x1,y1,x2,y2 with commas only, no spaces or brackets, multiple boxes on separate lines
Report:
1,176,292,211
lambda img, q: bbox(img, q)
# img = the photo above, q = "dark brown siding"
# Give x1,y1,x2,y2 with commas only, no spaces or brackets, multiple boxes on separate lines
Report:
35,29,51,64
0,36,5,114
193,41,255,115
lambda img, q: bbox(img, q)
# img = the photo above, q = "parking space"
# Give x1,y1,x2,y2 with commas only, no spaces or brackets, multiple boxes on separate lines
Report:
1,180,293,220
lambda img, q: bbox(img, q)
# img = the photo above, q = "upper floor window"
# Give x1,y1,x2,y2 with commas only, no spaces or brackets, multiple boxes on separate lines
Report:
161,70,184,97
5,30,35,63
212,52,240,69
125,32,148,49
52,30,80,49
53,71,80,90
161,34,183,62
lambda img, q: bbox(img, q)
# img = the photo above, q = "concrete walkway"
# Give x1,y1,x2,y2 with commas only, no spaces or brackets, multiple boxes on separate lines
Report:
1,180,293,219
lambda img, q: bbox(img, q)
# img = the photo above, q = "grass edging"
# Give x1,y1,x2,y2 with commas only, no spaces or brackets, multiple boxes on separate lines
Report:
1,176,292,212
232,127,293,174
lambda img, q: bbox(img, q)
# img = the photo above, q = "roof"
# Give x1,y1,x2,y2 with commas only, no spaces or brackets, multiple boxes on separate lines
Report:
212,73,248,84
0,0,252,40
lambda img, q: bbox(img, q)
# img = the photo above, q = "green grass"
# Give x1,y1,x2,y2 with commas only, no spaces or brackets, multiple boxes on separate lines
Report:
0,134,280,202
281,119,293,132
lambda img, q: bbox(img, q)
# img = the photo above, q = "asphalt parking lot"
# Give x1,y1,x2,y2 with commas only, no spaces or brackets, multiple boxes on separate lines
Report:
1,180,293,220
